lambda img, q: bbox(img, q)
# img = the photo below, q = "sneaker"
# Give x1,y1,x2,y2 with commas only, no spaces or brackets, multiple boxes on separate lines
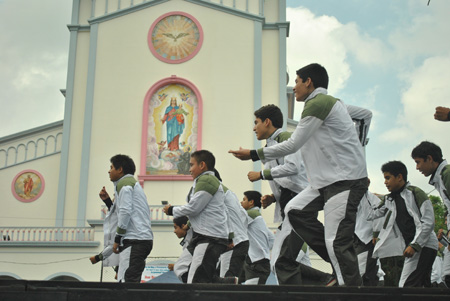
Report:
325,276,337,287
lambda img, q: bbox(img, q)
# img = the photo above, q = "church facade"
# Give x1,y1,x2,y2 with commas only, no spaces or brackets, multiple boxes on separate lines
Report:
0,0,292,281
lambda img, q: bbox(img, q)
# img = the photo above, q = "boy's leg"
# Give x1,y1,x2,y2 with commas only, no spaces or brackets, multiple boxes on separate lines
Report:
273,230,304,284
300,263,333,286
287,190,329,262
188,241,227,283
117,247,131,282
174,247,193,283
218,251,230,277
431,255,443,286
222,240,249,278
123,240,153,283
354,237,379,286
362,242,379,286
380,256,404,287
442,247,450,287
244,257,271,285
323,178,367,286
273,186,328,284
401,247,437,287
278,187,297,220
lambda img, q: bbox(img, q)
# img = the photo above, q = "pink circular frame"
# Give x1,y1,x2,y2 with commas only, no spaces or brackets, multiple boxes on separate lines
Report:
139,75,203,185
11,169,45,203
148,11,204,64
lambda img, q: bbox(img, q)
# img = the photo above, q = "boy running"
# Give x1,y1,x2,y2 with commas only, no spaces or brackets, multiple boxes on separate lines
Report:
230,63,369,286
163,150,231,283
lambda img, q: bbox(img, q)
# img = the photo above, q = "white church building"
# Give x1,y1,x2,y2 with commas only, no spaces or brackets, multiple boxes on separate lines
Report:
0,0,306,282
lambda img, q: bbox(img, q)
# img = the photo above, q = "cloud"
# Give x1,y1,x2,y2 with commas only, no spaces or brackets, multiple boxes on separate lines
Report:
401,56,450,131
286,7,351,93
286,3,450,196
286,7,390,95
0,0,71,137
334,22,389,67
381,55,450,141
389,1,450,61
375,54,450,194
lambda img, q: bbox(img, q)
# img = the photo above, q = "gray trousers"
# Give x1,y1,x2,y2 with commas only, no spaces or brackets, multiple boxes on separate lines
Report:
219,240,249,278
272,178,367,286
400,246,437,287
187,232,228,283
354,236,379,286
243,256,271,284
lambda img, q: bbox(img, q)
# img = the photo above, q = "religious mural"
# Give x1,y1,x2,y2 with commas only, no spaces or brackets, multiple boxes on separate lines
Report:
148,12,203,64
146,83,199,176
12,170,44,202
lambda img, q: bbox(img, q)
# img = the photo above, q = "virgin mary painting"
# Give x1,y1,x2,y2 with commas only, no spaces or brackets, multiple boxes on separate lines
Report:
145,82,200,177
161,97,189,151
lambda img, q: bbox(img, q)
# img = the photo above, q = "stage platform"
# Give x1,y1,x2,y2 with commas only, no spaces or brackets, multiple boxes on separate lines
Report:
0,280,449,301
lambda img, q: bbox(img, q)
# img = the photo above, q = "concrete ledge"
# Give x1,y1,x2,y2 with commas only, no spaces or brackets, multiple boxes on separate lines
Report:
0,241,100,248
87,219,172,227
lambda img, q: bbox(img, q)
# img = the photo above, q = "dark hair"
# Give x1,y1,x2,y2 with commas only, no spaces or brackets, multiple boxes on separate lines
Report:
381,161,408,182
173,216,189,228
110,154,136,175
213,168,222,182
244,190,262,208
191,150,215,171
296,63,329,89
254,104,283,129
411,141,443,163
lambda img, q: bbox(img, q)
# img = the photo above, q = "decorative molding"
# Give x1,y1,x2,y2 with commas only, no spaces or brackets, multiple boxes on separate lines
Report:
0,241,100,248
287,118,298,127
89,219,173,227
88,205,173,227
263,22,290,35
253,20,262,193
186,0,265,21
76,23,99,227
0,132,63,170
87,219,105,227
0,120,63,144
0,227,95,243
67,24,91,32
278,31,288,129
88,0,170,24
278,0,289,129
56,3,81,227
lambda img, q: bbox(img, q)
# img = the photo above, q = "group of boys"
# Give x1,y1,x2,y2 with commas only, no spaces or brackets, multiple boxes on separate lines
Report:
162,150,276,284
90,63,450,288
230,63,450,288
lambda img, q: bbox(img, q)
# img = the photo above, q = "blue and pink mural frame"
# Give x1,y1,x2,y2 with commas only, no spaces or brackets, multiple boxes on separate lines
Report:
139,75,203,183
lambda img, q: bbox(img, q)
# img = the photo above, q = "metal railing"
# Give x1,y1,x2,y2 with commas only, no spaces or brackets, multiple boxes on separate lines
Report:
101,205,173,222
0,227,95,242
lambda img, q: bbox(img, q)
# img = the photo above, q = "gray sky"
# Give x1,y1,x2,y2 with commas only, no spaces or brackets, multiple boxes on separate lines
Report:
1,0,450,194
286,0,450,194
0,0,71,137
